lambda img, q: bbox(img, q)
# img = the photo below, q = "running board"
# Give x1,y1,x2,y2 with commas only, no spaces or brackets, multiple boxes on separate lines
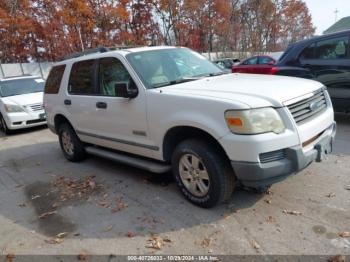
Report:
85,146,171,174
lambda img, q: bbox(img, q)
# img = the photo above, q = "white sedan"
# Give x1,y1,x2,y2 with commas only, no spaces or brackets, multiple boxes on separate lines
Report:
0,75,47,134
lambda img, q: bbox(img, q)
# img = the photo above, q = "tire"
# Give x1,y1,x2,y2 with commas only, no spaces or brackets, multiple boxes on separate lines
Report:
58,123,86,162
172,139,235,208
0,114,11,135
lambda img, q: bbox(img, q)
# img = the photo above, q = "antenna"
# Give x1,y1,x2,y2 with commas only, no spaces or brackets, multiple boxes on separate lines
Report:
334,8,339,22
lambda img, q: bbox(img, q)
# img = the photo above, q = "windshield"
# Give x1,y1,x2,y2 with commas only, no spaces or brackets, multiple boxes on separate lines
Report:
126,48,223,89
0,78,45,97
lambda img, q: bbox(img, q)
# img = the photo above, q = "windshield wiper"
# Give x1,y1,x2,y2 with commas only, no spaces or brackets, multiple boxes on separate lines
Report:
152,77,200,89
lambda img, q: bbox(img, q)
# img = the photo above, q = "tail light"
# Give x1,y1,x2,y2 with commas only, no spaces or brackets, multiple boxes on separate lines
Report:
270,67,279,75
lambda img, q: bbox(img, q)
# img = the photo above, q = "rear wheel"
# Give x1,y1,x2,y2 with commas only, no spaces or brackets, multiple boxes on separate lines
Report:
0,114,11,135
172,139,235,208
58,123,86,162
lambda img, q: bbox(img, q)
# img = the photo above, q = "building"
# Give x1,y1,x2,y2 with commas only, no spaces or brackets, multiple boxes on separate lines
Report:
324,16,350,34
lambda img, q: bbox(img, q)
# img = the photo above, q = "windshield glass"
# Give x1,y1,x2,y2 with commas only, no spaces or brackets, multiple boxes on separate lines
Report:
126,48,223,89
0,78,45,97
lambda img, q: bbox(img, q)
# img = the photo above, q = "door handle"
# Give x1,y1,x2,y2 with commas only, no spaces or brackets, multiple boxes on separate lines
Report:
64,99,71,105
96,102,107,109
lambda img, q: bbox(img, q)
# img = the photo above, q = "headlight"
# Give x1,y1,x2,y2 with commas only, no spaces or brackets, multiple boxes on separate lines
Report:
225,108,285,135
4,104,24,113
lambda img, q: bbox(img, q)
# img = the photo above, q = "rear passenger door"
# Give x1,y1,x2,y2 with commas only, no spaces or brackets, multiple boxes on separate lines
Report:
66,57,153,156
299,34,350,111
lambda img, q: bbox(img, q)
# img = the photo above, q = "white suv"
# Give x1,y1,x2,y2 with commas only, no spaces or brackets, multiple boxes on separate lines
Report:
44,46,336,208
0,75,47,134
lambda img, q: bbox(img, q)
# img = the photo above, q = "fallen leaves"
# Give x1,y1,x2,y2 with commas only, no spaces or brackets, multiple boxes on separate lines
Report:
326,192,336,198
201,238,213,248
111,197,128,213
6,253,15,262
45,232,68,245
126,231,136,238
31,195,41,200
102,225,114,232
56,232,68,239
52,176,100,203
328,255,346,262
282,210,302,216
266,216,276,223
38,210,57,219
251,239,261,252
146,235,171,250
339,232,350,238
77,252,89,261
45,238,64,244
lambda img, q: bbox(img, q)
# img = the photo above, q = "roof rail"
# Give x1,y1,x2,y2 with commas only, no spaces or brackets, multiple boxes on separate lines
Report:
61,47,109,61
60,45,145,61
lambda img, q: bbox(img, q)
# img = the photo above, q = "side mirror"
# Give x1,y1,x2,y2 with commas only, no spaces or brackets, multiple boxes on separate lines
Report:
115,83,138,99
268,61,275,66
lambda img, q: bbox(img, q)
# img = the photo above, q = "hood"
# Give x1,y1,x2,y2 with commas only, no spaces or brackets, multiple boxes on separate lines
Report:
160,73,323,108
2,92,44,106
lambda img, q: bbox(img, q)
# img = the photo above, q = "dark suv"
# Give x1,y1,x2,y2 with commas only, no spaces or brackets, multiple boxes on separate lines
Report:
272,30,350,112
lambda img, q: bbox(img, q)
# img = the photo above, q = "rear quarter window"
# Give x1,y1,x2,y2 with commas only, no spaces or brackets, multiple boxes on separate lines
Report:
68,60,96,95
45,65,66,94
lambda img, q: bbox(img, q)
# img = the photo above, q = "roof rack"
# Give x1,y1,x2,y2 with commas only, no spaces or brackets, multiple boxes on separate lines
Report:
60,45,144,61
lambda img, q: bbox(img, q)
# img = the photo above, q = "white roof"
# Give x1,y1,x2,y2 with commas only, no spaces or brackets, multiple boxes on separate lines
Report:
56,46,179,65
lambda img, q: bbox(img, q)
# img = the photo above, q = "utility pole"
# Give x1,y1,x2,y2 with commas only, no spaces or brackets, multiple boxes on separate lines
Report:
334,8,339,22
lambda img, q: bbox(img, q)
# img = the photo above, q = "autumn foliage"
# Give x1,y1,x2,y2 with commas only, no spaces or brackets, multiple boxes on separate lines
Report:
0,0,315,62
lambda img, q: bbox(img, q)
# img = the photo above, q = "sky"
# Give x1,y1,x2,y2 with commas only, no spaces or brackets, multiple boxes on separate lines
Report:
303,0,350,35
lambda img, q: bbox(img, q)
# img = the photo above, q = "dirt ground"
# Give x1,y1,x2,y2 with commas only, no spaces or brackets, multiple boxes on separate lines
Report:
0,114,349,256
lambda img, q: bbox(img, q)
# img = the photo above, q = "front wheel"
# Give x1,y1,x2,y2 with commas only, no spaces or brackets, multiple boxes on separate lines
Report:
58,123,86,162
0,114,11,135
172,139,235,208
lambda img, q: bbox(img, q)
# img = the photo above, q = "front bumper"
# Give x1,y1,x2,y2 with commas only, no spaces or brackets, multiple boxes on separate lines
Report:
4,111,47,130
231,122,336,188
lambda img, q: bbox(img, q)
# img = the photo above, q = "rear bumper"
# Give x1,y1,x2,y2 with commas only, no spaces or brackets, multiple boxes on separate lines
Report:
231,122,336,188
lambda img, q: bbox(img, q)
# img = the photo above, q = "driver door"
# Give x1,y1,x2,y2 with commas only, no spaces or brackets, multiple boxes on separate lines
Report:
78,56,155,156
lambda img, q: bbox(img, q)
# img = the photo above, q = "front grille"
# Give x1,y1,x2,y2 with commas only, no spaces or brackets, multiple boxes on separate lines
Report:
26,119,46,125
287,90,327,125
260,150,286,164
29,103,44,111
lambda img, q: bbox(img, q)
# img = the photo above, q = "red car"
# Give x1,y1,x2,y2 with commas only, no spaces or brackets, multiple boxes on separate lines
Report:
232,55,278,74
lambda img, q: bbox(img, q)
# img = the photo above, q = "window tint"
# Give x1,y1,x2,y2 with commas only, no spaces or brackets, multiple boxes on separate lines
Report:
98,57,135,96
45,65,66,94
243,57,258,65
259,57,274,65
300,43,316,59
68,60,96,94
314,36,349,59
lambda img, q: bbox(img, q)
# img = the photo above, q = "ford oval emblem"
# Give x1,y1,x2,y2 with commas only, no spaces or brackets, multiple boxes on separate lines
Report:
309,101,320,111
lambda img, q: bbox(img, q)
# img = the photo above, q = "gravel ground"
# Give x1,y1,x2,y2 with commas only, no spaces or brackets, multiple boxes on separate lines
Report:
0,114,349,256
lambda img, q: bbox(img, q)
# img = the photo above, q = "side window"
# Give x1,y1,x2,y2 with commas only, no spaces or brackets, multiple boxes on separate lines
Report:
314,36,349,59
243,57,258,65
300,43,316,60
45,65,66,94
98,57,135,96
68,60,96,95
259,57,274,65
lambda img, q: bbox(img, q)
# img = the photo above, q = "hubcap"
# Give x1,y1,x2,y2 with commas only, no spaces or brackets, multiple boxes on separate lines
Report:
179,154,210,197
61,131,74,155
